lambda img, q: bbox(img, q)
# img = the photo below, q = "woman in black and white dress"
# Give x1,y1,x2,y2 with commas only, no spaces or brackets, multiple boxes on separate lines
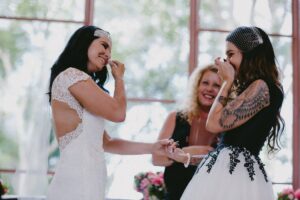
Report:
171,26,285,200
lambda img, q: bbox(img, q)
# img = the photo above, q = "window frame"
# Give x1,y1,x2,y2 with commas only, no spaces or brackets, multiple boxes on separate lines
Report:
0,0,299,191
189,0,300,189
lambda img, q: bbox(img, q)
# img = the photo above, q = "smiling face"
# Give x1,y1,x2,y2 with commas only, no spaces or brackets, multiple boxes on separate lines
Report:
197,70,221,108
87,36,112,73
226,41,243,72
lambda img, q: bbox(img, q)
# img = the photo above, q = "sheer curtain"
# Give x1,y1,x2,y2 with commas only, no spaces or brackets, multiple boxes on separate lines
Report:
9,50,52,196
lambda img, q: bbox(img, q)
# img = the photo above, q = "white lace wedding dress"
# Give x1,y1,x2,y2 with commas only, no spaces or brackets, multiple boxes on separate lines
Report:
46,68,106,200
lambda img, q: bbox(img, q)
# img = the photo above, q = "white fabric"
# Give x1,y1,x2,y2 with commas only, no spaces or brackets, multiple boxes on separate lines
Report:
47,68,106,200
181,148,275,200
52,67,90,119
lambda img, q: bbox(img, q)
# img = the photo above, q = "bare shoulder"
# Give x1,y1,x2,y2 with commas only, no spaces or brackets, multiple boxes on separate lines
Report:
158,111,178,139
163,111,177,127
167,111,177,119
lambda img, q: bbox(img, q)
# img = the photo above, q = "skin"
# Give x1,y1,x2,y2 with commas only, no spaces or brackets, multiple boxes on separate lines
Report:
52,36,126,138
206,41,270,134
224,41,243,72
198,70,223,109
87,36,112,72
152,70,221,166
52,35,170,155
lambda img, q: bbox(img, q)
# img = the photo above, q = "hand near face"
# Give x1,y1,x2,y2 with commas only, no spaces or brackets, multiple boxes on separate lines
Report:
109,60,125,80
214,57,235,84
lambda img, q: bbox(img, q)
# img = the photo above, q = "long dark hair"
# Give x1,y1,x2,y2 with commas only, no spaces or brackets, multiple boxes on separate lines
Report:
48,25,109,102
231,27,285,153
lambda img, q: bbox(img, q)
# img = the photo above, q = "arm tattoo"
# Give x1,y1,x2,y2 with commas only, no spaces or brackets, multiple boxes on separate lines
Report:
218,96,229,107
219,81,270,129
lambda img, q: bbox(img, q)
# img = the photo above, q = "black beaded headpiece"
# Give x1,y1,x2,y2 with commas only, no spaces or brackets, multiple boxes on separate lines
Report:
226,26,263,52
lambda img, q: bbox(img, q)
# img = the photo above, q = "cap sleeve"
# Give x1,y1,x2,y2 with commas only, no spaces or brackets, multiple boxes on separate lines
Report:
61,67,90,89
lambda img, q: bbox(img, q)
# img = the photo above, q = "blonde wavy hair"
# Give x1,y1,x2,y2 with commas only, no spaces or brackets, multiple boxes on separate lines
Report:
180,64,218,123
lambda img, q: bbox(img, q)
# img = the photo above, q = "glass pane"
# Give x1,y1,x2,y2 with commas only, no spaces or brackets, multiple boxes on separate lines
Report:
198,32,227,64
199,31,293,190
199,0,292,35
94,0,189,100
263,37,293,184
104,102,176,199
0,19,82,194
0,0,84,21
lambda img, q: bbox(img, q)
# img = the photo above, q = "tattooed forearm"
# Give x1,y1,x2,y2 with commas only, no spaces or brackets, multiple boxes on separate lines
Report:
219,81,270,129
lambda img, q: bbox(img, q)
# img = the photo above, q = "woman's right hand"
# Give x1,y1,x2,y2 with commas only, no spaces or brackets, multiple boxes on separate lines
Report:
109,60,125,81
214,57,235,84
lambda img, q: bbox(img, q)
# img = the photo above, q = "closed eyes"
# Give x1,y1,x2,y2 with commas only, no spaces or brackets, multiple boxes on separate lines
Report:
103,44,109,49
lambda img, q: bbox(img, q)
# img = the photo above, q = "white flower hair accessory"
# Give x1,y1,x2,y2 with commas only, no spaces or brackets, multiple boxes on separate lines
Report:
94,29,111,41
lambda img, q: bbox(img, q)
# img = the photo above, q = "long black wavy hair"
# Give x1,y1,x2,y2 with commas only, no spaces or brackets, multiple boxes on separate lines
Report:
228,26,285,153
48,25,109,102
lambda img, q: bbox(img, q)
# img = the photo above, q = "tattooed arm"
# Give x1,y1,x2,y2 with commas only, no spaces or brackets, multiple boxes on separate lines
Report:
206,79,270,133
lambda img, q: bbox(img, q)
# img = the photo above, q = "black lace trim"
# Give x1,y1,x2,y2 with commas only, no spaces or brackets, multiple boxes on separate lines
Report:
195,146,222,174
229,146,241,174
256,156,268,182
195,145,268,182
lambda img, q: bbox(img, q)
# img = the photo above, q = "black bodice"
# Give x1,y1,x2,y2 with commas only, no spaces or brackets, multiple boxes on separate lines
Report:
197,80,284,182
221,80,283,156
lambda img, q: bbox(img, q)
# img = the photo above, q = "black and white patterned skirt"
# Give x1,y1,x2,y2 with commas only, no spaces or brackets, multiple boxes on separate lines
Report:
180,146,275,200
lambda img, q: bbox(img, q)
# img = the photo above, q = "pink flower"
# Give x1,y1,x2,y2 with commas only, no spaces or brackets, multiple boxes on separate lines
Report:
140,178,150,190
295,188,300,199
281,188,294,195
134,171,166,199
151,176,164,186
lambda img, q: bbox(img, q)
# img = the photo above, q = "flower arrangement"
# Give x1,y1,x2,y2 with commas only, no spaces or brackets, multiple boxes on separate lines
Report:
0,179,8,197
134,171,166,200
277,187,300,200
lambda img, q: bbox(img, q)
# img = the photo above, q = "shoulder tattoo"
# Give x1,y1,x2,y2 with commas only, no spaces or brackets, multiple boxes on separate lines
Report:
219,81,270,129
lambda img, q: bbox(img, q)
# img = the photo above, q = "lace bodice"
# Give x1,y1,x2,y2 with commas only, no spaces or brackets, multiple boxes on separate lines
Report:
52,67,90,118
48,67,106,200
51,67,90,149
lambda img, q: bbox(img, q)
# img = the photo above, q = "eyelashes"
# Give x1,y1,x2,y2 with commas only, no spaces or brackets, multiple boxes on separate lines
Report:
102,43,109,49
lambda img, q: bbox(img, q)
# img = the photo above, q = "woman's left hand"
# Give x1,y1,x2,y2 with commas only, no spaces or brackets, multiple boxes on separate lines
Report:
152,139,175,156
166,148,187,163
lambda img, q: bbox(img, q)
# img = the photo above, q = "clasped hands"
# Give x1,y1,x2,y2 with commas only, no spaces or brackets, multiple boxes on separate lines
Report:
153,139,213,167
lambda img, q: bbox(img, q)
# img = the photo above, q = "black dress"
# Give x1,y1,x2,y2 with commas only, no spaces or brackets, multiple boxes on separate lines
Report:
181,80,284,200
163,112,196,200
164,112,218,200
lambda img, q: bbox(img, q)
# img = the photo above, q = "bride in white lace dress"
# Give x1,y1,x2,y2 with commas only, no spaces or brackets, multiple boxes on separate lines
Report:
46,25,172,200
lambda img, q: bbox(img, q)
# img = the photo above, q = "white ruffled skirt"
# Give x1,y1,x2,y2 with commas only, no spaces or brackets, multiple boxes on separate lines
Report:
180,147,275,200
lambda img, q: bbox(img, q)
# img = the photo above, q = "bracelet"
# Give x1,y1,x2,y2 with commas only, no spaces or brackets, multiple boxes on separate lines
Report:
218,95,228,107
184,153,191,168
115,78,124,82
